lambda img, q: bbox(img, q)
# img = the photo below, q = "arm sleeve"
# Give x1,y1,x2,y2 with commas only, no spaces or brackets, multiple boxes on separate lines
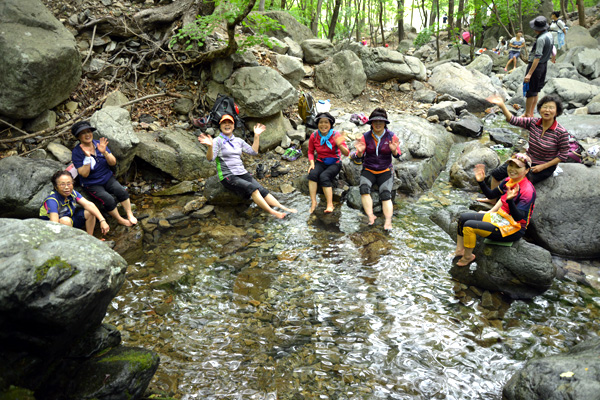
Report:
507,198,528,221
241,139,258,156
508,115,532,130
43,198,59,214
534,36,545,58
210,137,222,161
308,133,315,161
557,130,571,162
73,190,83,201
478,180,503,199
72,146,84,168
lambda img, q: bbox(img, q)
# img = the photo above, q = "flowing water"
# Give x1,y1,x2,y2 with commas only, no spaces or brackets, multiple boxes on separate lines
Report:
105,144,600,399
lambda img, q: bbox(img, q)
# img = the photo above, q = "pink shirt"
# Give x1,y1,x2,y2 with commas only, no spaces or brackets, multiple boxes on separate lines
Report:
307,131,348,162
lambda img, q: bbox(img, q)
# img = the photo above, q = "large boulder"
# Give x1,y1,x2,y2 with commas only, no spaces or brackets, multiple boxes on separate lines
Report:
429,62,504,112
466,53,493,76
528,164,600,258
449,143,500,190
572,48,600,80
565,25,600,50
556,114,600,140
225,66,297,118
542,78,600,108
431,208,555,300
0,156,63,218
448,111,484,138
203,175,251,206
315,50,367,101
348,44,426,82
389,115,455,195
503,62,587,94
301,39,334,64
276,54,305,87
89,106,139,177
0,0,81,120
0,219,125,388
503,338,600,400
253,11,314,44
245,111,293,152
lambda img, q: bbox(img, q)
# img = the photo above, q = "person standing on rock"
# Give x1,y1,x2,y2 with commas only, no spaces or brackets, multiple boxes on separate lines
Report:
350,108,401,230
523,16,554,118
484,93,570,191
454,155,536,267
307,112,349,214
71,121,137,226
504,30,525,72
550,11,567,50
40,170,110,236
198,114,297,219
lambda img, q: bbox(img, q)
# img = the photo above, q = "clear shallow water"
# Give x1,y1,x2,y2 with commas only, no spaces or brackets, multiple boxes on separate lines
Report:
106,144,600,399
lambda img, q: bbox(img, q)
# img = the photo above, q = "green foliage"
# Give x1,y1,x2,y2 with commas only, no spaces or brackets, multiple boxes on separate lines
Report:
413,26,434,47
170,0,285,53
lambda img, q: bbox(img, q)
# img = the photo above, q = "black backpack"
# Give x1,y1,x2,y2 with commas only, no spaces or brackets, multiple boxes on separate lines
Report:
208,94,245,134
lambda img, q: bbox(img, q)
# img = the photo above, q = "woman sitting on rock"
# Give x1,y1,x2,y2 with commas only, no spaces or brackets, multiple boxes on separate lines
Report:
350,108,401,230
484,94,570,193
71,121,137,226
40,170,110,236
454,154,536,266
198,114,297,219
307,112,349,213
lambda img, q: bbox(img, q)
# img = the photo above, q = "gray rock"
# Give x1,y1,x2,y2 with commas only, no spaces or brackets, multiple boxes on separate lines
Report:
204,175,251,206
172,98,194,115
46,141,72,164
0,0,81,120
231,51,259,68
276,54,305,87
268,36,289,54
89,106,139,177
346,44,426,82
0,218,128,388
466,54,493,76
284,37,303,58
587,102,600,114
565,25,600,49
287,128,307,142
431,208,555,300
315,50,367,101
346,186,384,213
25,110,56,132
301,39,334,64
412,89,437,103
226,66,297,118
211,57,234,83
542,78,600,108
103,90,129,108
0,156,63,218
449,143,500,190
448,113,483,138
427,101,456,121
245,111,293,152
429,62,506,112
253,11,314,44
572,48,600,79
340,158,363,186
503,338,600,400
529,164,600,258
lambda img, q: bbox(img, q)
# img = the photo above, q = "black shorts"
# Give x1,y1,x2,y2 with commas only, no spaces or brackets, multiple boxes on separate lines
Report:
525,61,548,97
220,173,269,199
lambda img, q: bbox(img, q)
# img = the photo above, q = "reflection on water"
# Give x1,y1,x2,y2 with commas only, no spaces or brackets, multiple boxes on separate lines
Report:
106,142,600,399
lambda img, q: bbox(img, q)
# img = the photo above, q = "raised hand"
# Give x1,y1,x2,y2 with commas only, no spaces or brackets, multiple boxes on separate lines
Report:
197,133,213,146
97,137,109,154
486,94,505,106
354,139,366,155
389,135,400,153
334,132,346,148
254,123,266,136
473,164,486,182
506,184,520,199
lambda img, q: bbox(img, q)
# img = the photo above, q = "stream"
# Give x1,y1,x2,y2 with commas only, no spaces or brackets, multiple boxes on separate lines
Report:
105,139,600,400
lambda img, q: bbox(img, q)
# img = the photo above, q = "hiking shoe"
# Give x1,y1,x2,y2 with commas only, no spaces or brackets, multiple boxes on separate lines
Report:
281,148,293,161
270,162,290,177
255,164,265,179
287,148,302,161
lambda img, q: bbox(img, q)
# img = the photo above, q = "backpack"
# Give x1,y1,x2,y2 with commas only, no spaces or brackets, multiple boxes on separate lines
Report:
298,92,318,129
566,134,585,163
207,94,245,133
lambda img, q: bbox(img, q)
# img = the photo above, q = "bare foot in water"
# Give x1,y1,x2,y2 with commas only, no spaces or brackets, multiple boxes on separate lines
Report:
117,217,133,227
367,214,377,225
273,211,287,219
281,206,297,214
456,254,476,267
309,203,317,214
127,215,138,225
384,219,392,230
324,205,334,213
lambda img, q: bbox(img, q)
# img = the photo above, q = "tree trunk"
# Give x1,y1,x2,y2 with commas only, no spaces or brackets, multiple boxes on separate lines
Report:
312,0,325,35
560,0,568,27
280,0,287,9
456,0,464,32
577,0,586,27
379,0,385,45
328,0,343,40
430,0,438,28
259,0,266,11
435,0,440,59
448,0,455,33
397,0,405,41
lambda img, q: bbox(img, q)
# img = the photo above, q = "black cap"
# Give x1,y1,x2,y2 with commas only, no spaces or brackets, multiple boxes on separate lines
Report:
315,112,335,126
71,121,97,137
367,108,390,124
530,16,549,31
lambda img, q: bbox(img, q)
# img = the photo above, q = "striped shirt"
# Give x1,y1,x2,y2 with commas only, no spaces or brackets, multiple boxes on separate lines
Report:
509,116,570,165
210,135,257,180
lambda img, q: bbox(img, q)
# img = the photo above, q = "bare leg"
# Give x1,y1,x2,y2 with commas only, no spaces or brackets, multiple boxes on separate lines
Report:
382,199,393,230
308,180,318,214
525,95,538,118
504,57,512,71
323,187,334,213
264,193,297,214
457,247,476,266
83,210,96,235
120,198,137,225
58,216,74,228
108,208,133,227
361,194,377,225
454,235,465,257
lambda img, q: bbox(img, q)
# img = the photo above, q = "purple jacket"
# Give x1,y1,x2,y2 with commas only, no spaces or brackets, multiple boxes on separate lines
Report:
358,129,399,172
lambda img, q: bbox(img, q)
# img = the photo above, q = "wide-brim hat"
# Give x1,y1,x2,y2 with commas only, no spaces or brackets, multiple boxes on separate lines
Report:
367,115,390,124
71,121,97,137
315,112,335,126
530,16,549,31
509,153,532,169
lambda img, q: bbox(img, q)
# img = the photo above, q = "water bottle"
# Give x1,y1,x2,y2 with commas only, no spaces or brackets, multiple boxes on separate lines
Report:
522,82,529,97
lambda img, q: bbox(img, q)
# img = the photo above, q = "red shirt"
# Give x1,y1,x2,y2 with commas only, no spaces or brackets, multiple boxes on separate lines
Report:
308,131,348,163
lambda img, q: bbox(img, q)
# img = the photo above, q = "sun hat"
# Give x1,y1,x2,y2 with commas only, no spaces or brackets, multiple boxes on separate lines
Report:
71,121,96,137
315,112,335,126
530,16,549,31
367,108,390,124
219,114,235,124
510,153,532,168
